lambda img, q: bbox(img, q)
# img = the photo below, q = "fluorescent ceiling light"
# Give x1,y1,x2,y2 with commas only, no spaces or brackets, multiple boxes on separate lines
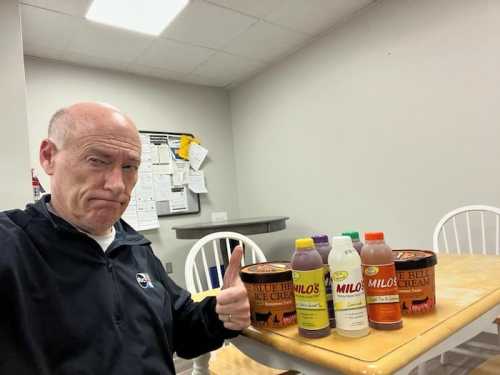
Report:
86,0,189,36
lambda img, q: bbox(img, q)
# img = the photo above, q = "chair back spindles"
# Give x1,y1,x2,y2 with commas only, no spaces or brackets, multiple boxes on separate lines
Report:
496,216,499,256
239,240,245,267
212,240,224,288
225,238,232,263
480,212,486,255
452,217,461,254
441,226,449,254
194,263,202,293
466,212,473,254
433,205,500,256
184,232,267,294
201,247,212,290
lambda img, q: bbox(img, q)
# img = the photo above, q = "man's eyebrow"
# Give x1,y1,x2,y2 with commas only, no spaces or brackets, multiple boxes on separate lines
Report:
86,147,112,159
126,155,141,164
85,147,139,163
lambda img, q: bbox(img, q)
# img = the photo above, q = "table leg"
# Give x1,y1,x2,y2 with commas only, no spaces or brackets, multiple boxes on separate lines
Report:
231,336,342,375
192,353,210,375
417,362,427,375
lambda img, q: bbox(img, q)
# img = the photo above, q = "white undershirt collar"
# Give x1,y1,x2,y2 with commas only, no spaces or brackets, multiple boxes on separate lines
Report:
46,202,116,252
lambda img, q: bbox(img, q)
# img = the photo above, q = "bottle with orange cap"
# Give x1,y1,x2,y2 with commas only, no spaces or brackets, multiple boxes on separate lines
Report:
360,232,403,330
291,238,330,338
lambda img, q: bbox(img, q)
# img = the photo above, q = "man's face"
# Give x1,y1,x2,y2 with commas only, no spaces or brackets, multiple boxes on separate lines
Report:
45,110,141,235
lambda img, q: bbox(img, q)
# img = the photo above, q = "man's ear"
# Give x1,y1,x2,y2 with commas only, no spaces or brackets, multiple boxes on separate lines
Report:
39,139,58,175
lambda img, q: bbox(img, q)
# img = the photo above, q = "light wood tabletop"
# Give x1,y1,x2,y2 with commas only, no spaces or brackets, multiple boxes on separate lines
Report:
192,254,500,375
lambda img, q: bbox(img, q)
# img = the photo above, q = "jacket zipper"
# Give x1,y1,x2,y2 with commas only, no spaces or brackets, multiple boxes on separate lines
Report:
105,256,124,326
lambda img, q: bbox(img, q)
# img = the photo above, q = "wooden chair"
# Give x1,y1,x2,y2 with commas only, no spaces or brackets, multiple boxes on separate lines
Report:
432,205,500,369
184,231,288,375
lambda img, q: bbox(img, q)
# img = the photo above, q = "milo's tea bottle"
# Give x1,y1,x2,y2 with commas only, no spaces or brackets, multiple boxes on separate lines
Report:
361,232,403,330
311,234,335,328
291,238,330,338
329,236,369,338
342,231,364,254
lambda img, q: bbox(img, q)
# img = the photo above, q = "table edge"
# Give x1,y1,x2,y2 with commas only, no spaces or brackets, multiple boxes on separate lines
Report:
242,290,500,375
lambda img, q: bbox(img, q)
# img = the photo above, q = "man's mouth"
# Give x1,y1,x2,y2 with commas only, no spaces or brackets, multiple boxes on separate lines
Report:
90,198,123,207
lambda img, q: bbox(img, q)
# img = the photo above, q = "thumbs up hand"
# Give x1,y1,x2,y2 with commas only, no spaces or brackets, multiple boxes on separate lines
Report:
215,245,251,330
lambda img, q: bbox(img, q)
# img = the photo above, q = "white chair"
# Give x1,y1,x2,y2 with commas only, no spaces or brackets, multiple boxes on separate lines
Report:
185,231,288,375
185,231,266,294
432,205,500,370
433,205,500,256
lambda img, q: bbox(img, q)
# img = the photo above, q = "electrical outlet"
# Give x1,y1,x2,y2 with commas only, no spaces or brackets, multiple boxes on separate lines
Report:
211,211,228,222
164,262,173,274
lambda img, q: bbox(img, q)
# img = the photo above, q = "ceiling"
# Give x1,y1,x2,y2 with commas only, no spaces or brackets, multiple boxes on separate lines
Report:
21,0,374,88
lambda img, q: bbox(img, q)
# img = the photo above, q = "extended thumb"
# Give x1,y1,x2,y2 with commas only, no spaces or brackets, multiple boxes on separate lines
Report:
222,245,243,289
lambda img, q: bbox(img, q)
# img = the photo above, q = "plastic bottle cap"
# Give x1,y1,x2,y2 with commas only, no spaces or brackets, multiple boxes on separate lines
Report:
341,231,360,240
332,236,353,249
311,234,329,244
295,238,314,250
364,232,384,241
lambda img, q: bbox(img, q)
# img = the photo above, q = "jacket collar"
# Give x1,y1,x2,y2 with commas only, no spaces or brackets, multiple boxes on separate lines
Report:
32,195,151,248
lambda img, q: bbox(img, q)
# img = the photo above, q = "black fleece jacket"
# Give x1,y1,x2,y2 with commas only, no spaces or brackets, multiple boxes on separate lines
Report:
0,195,237,375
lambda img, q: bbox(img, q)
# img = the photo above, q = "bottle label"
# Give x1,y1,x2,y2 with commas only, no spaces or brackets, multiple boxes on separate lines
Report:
331,267,368,331
292,268,329,331
362,263,402,324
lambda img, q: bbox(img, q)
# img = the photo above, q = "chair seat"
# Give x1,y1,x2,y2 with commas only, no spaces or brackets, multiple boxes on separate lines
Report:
209,344,289,375
468,354,500,375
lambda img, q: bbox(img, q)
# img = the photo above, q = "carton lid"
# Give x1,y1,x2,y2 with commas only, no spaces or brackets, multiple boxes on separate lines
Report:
393,250,437,270
240,262,292,283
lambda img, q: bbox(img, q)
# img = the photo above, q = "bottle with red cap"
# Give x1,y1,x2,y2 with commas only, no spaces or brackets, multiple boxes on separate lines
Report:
360,232,403,330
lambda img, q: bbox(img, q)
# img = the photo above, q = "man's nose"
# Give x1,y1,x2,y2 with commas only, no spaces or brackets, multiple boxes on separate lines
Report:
104,166,126,195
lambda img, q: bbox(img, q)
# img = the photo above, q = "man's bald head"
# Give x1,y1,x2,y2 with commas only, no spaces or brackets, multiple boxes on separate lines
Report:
48,102,138,149
41,102,142,235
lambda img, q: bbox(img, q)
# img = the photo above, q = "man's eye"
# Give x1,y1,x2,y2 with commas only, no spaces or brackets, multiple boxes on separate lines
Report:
123,164,139,171
89,157,106,165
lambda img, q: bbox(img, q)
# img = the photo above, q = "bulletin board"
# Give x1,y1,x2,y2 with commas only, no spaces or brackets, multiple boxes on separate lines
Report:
121,130,203,231
141,130,201,217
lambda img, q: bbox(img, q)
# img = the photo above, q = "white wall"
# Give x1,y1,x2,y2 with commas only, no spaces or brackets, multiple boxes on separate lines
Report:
0,0,33,209
24,58,239,286
230,0,500,259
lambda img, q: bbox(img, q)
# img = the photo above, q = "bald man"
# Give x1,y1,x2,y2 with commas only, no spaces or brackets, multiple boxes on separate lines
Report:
0,103,250,375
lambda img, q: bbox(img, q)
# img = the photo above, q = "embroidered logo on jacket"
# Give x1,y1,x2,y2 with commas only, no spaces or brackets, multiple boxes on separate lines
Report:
136,273,154,289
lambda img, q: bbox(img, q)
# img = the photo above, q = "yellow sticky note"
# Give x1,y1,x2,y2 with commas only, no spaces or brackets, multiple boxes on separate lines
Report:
177,135,201,160
177,135,192,160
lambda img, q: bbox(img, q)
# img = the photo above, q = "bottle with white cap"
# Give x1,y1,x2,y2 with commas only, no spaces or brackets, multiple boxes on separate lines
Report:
329,236,369,338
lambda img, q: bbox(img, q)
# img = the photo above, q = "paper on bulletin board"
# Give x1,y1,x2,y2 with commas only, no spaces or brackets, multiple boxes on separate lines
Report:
153,163,173,175
188,170,208,194
170,187,188,212
172,160,189,187
158,144,171,164
153,173,172,201
151,145,160,164
136,199,159,229
168,137,181,149
121,135,160,231
122,191,139,229
188,143,208,171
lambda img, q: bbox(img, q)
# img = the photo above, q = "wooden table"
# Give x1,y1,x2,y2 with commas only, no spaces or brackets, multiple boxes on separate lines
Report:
193,255,500,375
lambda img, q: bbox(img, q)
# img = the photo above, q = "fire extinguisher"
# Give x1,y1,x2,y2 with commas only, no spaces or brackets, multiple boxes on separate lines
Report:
31,169,42,201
